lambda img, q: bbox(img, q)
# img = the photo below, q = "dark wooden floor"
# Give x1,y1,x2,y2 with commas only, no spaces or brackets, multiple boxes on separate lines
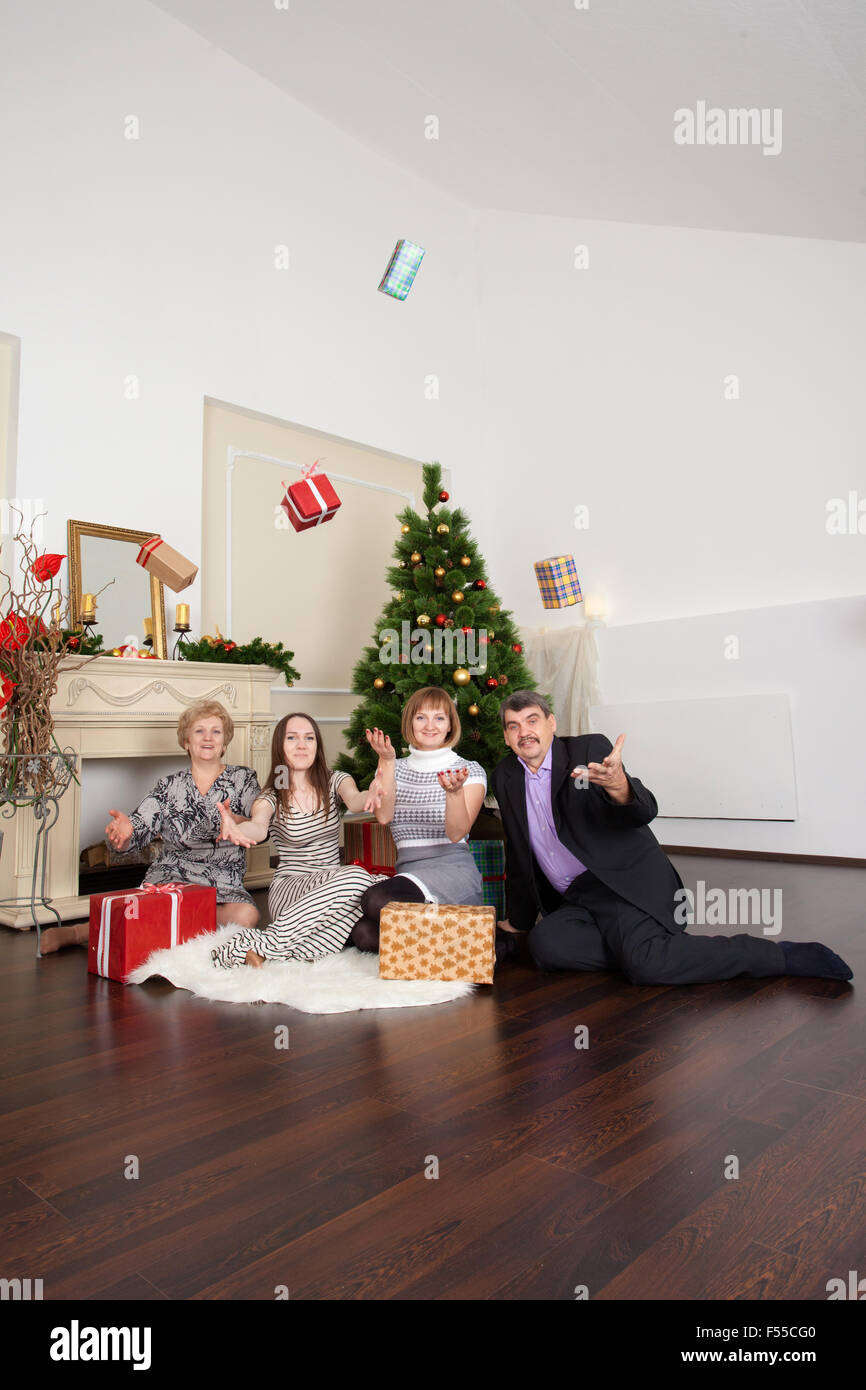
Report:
1,854,863,1301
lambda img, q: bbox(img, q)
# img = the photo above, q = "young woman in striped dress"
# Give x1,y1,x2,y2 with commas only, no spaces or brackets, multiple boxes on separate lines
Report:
210,713,386,968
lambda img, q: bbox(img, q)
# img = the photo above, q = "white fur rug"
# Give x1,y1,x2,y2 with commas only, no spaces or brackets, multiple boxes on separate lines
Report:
125,923,475,1013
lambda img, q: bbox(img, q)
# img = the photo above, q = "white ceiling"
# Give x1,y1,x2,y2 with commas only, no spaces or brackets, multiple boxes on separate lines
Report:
152,0,866,243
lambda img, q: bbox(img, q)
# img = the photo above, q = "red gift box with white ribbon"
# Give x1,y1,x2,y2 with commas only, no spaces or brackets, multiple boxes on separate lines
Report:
87,882,217,983
281,460,341,532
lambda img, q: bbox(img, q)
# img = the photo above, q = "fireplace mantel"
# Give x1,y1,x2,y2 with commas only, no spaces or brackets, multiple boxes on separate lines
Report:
0,655,278,928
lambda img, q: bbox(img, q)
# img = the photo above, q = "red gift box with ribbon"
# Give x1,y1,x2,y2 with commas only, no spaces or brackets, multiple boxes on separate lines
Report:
87,882,217,983
343,817,397,876
281,460,341,532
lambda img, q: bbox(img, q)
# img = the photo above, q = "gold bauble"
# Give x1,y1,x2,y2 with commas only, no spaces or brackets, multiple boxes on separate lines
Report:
398,560,407,569
410,551,422,564
436,523,449,535
468,703,479,716
401,524,411,534
459,555,471,567
434,566,446,579
417,613,431,627
452,668,471,686
373,677,385,689
451,590,464,603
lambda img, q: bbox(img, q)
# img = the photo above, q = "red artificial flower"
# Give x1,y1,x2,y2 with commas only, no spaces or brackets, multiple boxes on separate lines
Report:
28,615,48,637
0,674,16,712
223,641,236,652
31,553,65,583
0,613,29,651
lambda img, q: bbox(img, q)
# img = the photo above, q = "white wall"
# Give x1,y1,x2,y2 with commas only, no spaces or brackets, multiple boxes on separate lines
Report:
460,210,866,857
0,0,479,634
592,596,866,859
463,210,866,628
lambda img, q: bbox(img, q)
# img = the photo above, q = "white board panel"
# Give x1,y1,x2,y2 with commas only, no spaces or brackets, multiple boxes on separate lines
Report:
589,694,797,821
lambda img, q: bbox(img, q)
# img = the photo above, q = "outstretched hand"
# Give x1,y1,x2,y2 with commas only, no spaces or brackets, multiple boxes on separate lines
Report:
217,797,256,848
105,808,133,852
363,769,384,814
365,727,396,761
438,766,470,794
571,733,630,797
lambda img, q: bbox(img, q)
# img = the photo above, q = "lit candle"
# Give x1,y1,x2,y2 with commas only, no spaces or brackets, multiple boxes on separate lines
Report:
81,593,96,620
175,603,190,629
51,602,62,626
143,617,153,637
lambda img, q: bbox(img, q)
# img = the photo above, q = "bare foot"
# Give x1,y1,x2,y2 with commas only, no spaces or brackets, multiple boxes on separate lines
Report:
244,949,265,968
40,922,89,954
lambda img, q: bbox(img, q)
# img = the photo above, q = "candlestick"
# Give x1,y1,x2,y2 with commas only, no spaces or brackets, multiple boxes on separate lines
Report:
81,593,96,620
175,603,190,631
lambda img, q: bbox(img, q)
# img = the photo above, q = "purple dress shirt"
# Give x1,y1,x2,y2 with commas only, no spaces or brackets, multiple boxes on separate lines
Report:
518,743,587,892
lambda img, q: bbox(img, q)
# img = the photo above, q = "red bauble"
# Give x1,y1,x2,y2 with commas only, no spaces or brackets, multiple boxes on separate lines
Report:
67,636,80,649
461,625,472,634
485,677,498,689
434,614,447,627
512,643,523,654
473,579,487,591
438,490,449,502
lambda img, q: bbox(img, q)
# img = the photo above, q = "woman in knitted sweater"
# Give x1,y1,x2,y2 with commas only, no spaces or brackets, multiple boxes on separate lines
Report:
348,685,487,952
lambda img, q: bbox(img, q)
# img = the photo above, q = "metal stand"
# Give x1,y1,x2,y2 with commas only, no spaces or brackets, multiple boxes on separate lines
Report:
0,751,79,957
172,625,192,660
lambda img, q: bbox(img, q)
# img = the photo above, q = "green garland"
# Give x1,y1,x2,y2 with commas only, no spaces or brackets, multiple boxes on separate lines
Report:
180,635,300,687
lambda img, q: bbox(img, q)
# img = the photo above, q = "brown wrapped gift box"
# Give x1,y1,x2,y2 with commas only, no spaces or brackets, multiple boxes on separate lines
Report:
136,536,198,593
378,902,495,984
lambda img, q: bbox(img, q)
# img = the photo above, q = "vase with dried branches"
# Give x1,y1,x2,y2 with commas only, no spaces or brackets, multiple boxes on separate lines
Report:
0,510,90,803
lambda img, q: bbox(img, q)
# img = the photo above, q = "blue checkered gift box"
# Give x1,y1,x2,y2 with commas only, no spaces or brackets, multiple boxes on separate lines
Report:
533,555,582,609
378,239,426,300
468,839,506,917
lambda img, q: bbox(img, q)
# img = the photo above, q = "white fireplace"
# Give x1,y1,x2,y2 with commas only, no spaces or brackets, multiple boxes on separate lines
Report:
0,655,277,927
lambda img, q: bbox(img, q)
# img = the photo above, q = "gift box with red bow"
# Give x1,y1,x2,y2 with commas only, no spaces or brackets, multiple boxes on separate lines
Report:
87,882,217,983
281,461,341,532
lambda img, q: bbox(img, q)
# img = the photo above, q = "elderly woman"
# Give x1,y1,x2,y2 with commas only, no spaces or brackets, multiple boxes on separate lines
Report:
39,699,261,953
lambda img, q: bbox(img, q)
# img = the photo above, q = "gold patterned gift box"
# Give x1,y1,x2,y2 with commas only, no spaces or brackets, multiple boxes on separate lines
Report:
378,902,496,984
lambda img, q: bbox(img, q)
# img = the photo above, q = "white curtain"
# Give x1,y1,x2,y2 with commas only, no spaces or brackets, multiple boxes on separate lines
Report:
519,624,601,735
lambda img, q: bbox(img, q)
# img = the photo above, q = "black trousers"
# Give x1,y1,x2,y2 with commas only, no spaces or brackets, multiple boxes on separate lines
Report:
528,870,785,985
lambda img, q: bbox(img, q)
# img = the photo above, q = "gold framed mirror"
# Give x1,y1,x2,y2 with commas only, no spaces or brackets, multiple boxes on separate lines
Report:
66,520,169,659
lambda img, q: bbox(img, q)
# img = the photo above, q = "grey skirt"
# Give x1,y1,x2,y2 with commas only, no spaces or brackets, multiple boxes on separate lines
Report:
395,841,484,906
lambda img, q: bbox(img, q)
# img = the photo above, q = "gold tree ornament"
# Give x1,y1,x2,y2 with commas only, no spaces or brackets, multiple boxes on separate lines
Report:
459,555,471,567
410,551,422,565
417,614,431,626
451,590,464,603
468,703,479,716
401,524,411,535
436,524,449,536
434,566,446,579
373,677,385,689
452,668,471,686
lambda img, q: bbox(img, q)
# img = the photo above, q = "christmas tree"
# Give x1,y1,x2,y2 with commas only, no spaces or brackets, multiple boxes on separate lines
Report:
335,462,546,788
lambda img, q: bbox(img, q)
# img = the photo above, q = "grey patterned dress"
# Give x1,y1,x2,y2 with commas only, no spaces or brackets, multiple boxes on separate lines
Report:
126,764,262,906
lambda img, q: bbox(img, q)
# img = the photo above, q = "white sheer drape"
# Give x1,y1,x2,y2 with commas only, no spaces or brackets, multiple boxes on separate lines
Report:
519,624,601,735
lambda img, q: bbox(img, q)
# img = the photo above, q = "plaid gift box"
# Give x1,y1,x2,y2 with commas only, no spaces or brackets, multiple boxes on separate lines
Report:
135,536,199,593
281,462,341,532
377,239,425,300
379,902,496,983
467,838,506,918
533,554,582,609
343,817,397,875
88,881,217,983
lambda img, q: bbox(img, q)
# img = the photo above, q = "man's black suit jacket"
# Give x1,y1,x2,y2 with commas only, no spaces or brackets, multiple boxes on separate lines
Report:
490,734,685,933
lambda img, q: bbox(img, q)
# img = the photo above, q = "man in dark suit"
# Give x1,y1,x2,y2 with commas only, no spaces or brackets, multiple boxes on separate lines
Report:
491,690,852,983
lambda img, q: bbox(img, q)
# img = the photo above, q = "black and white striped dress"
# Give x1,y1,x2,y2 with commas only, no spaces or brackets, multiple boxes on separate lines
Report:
210,771,388,968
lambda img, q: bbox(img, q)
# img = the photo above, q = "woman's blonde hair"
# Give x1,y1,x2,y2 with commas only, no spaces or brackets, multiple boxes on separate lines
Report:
401,686,461,749
177,700,234,756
